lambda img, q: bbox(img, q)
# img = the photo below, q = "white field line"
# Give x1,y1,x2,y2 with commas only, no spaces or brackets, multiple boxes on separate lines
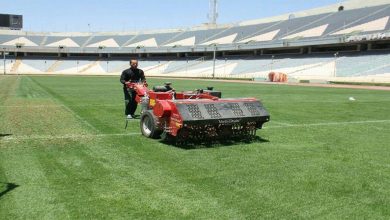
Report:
270,121,294,126
266,119,390,129
0,104,122,108
3,100,390,108
2,120,389,142
1,132,141,142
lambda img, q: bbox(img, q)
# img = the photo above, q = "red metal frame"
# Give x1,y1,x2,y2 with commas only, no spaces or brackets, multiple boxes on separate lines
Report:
127,82,266,138
127,82,228,136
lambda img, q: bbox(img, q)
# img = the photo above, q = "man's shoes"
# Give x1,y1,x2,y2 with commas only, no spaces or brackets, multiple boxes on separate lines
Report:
127,114,137,119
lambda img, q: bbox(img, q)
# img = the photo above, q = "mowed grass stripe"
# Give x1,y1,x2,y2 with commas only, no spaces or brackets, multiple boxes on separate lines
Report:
0,76,95,136
0,76,20,101
1,132,141,143
31,138,131,219
0,162,14,218
0,104,122,108
265,119,390,128
1,76,390,219
27,76,130,134
1,135,245,218
27,76,100,133
0,148,69,219
1,119,389,143
80,137,243,218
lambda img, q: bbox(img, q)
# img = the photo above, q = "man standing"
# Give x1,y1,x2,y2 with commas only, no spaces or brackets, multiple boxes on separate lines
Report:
120,58,146,119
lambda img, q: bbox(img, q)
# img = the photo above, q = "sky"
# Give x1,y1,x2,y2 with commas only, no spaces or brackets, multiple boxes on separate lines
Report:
2,0,343,32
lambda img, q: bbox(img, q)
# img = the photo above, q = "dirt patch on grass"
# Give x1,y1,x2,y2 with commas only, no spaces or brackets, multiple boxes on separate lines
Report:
0,77,94,136
3,103,91,136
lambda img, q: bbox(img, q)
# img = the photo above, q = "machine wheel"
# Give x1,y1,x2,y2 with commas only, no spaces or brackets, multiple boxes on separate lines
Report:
140,111,163,139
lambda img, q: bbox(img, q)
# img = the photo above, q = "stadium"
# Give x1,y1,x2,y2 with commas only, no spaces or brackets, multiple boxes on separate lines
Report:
1,0,390,219
1,0,390,82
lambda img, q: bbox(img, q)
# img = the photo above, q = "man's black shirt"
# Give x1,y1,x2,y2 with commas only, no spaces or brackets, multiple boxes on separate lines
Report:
120,68,145,87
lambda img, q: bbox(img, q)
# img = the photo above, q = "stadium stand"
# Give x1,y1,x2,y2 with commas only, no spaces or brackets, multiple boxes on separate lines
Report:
0,0,389,83
3,53,388,82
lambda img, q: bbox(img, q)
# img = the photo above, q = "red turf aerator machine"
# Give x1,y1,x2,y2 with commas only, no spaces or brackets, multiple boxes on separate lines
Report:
127,82,270,143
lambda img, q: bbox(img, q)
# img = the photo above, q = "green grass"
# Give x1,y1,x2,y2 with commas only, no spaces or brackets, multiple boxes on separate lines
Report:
329,81,390,87
1,75,390,219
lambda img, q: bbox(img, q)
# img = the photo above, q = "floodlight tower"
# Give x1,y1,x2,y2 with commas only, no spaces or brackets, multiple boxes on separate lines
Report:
208,0,218,25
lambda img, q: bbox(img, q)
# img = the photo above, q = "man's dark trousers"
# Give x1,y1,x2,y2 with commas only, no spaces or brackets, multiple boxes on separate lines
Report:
124,87,137,116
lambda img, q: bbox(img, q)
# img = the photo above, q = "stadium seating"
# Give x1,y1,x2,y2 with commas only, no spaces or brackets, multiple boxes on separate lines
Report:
3,53,389,82
334,54,390,76
1,2,389,49
0,1,389,82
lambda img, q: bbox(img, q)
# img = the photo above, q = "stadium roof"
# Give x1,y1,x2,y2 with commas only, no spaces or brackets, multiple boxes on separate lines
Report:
0,0,389,53
0,0,389,36
239,0,390,26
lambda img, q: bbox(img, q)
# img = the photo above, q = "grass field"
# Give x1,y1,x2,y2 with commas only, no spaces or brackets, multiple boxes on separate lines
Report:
1,75,390,219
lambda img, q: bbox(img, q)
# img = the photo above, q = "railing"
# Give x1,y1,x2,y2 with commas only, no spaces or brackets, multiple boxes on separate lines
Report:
0,36,345,54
